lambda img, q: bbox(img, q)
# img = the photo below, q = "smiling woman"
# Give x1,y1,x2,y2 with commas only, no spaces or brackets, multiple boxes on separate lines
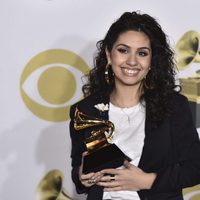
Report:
69,11,200,200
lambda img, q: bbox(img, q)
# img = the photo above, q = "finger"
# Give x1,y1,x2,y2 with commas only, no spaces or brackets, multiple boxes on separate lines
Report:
84,172,103,184
97,180,119,187
85,173,104,186
100,168,118,175
110,174,116,181
80,172,95,181
99,174,116,182
82,151,88,157
87,179,97,184
80,170,102,184
82,179,97,187
92,171,103,181
81,175,98,187
123,160,132,169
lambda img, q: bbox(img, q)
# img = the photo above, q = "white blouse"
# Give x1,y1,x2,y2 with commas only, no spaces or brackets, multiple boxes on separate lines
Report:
103,102,145,200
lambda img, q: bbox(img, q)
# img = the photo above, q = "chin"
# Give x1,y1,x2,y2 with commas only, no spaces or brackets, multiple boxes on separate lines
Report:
122,81,141,87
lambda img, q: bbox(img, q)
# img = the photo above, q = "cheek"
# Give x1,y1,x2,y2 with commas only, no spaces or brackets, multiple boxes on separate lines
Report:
141,61,150,73
141,58,151,68
144,68,150,76
144,63,151,70
110,51,126,63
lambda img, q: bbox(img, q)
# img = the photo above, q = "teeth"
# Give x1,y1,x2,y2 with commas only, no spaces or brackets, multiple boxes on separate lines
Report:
125,69,137,74
123,68,139,75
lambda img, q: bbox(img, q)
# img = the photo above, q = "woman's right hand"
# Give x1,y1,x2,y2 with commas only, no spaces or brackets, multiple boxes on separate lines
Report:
79,152,103,187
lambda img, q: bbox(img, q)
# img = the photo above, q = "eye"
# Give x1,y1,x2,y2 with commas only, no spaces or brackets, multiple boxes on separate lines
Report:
138,51,149,57
117,48,128,54
20,49,90,122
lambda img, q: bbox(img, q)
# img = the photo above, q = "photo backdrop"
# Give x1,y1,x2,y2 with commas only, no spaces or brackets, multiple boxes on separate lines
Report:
1,0,200,199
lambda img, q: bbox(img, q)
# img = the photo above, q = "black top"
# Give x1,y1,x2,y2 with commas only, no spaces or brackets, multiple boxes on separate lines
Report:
69,92,200,200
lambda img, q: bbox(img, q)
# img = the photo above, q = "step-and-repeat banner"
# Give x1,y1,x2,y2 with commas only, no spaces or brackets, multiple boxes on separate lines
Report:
1,0,200,199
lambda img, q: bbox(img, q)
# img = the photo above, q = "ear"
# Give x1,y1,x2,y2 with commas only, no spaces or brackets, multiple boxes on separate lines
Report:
105,47,111,64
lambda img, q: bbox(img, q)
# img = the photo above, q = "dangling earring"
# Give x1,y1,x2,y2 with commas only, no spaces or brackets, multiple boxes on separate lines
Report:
105,63,111,84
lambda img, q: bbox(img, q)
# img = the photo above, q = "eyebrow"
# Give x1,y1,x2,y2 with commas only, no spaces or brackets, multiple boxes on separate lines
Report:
115,44,151,51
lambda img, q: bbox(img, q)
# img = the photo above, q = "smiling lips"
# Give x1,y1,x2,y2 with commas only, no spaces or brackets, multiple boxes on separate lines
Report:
121,67,141,77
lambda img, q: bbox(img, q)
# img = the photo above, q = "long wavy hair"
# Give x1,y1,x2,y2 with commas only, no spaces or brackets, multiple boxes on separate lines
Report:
82,11,179,122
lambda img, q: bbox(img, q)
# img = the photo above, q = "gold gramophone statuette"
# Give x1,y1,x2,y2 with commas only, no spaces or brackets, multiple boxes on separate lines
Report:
74,108,114,153
74,108,131,173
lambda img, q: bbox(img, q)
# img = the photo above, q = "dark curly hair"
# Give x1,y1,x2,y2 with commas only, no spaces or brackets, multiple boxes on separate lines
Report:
82,11,179,122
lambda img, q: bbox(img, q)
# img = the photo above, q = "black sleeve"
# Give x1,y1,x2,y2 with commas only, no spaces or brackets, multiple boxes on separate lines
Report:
69,104,89,194
151,95,200,192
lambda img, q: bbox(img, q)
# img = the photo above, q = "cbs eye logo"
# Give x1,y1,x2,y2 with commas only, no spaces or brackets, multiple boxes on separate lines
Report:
20,49,89,122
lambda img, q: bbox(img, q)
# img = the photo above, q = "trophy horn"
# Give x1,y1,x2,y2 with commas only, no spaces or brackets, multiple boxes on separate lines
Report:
35,169,72,200
175,30,200,70
74,108,114,140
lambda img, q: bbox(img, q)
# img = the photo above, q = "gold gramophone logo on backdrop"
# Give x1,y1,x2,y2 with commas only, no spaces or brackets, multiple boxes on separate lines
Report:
183,184,200,200
20,49,89,122
36,169,72,200
176,30,200,128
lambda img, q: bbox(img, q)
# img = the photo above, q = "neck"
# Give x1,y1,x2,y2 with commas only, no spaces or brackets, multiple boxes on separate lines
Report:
110,86,141,108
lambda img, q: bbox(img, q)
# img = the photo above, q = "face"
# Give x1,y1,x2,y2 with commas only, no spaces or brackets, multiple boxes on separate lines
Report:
106,30,152,89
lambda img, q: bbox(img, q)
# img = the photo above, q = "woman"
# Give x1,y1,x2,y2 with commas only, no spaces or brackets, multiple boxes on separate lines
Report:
69,11,200,200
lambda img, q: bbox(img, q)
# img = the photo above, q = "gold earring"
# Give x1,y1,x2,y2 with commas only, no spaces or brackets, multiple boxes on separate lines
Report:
105,63,111,84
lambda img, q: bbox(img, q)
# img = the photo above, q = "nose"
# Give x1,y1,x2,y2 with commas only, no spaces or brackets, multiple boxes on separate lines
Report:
126,53,137,66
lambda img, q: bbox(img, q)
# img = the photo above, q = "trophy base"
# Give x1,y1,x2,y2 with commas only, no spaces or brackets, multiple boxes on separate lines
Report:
82,144,131,174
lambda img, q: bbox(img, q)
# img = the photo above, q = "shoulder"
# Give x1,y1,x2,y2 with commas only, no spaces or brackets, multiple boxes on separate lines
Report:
69,93,108,116
169,91,193,122
70,94,100,109
69,94,95,115
171,91,188,102
170,92,189,110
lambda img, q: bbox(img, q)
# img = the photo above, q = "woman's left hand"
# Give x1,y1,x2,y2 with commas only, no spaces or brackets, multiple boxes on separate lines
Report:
97,160,156,192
